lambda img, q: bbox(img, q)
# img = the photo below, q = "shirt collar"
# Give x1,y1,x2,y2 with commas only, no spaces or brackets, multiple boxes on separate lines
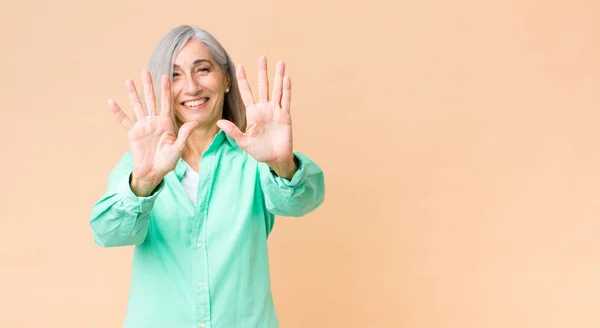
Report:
173,129,238,180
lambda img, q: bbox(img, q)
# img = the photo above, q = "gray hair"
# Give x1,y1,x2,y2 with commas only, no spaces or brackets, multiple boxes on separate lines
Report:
147,25,246,132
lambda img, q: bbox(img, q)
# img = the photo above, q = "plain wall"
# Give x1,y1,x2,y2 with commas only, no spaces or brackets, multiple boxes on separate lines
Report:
2,0,600,327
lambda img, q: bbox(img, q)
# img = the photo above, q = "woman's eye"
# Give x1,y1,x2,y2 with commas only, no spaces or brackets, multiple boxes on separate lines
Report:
197,68,210,73
172,72,180,78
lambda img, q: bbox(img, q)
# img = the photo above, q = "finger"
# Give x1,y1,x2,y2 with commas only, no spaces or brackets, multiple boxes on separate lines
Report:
142,70,157,115
108,99,133,130
258,56,269,102
126,79,145,120
158,130,177,146
271,60,285,106
216,119,244,142
236,65,255,108
160,75,172,117
174,121,199,149
282,76,292,113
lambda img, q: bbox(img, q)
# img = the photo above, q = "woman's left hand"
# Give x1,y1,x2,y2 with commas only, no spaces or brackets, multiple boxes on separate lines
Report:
217,56,297,179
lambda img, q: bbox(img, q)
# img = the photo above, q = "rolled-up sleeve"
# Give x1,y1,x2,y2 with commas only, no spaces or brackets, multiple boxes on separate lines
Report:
89,151,164,247
258,152,325,217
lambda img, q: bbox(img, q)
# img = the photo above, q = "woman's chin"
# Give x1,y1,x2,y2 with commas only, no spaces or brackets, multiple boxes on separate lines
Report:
177,111,210,122
179,115,220,128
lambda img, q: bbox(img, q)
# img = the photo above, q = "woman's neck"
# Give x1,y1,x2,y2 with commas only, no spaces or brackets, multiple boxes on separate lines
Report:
181,123,220,172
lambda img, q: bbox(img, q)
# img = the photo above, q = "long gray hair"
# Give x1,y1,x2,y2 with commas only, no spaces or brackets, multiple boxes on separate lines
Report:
147,25,246,132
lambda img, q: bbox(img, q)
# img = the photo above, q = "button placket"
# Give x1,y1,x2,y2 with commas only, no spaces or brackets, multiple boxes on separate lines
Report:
192,149,218,327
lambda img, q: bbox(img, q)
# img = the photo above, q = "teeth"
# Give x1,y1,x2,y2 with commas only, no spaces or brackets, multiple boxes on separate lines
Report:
184,98,207,107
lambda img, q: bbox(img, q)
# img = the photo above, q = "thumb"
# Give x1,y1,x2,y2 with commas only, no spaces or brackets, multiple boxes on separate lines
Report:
217,119,244,142
174,121,199,150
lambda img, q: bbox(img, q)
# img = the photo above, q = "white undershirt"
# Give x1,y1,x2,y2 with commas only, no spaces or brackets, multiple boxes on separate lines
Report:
180,162,199,203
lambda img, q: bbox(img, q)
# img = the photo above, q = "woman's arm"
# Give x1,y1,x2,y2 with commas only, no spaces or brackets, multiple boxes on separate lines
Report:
89,151,164,247
258,152,325,217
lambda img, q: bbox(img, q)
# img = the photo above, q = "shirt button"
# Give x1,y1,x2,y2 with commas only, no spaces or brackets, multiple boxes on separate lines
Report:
198,281,203,287
196,242,203,248
200,324,205,328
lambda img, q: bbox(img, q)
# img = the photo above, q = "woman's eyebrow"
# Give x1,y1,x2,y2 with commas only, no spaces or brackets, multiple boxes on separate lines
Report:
173,59,212,69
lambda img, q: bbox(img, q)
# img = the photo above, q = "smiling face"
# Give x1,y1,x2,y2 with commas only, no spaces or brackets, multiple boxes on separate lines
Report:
171,38,230,129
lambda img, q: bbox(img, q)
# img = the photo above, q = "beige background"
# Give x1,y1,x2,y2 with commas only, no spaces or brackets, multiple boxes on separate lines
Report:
2,0,600,327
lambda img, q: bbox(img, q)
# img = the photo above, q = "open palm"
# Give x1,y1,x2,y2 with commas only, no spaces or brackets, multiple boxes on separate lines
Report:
217,57,294,165
108,71,198,182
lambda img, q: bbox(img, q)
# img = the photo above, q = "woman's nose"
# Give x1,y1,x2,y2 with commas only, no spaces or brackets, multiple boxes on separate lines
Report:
185,76,202,95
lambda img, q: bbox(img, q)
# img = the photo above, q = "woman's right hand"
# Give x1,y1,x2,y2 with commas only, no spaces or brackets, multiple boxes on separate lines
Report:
108,70,198,196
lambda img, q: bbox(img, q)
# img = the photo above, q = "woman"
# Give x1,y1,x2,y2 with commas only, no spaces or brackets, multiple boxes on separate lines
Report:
90,25,325,328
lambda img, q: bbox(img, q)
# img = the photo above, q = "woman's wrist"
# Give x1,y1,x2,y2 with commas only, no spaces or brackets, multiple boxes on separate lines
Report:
130,173,163,197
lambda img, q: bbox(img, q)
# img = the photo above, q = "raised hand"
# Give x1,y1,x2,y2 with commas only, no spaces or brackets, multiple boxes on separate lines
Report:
217,56,296,179
108,70,198,196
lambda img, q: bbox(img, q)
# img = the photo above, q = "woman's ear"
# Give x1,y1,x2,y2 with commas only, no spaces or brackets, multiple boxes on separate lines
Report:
224,73,231,93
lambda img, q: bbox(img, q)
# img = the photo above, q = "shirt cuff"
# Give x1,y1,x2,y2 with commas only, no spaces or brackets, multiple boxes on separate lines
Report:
115,172,165,214
266,152,309,188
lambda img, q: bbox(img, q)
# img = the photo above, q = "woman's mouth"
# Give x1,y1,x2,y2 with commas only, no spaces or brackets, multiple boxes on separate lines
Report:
182,97,209,109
